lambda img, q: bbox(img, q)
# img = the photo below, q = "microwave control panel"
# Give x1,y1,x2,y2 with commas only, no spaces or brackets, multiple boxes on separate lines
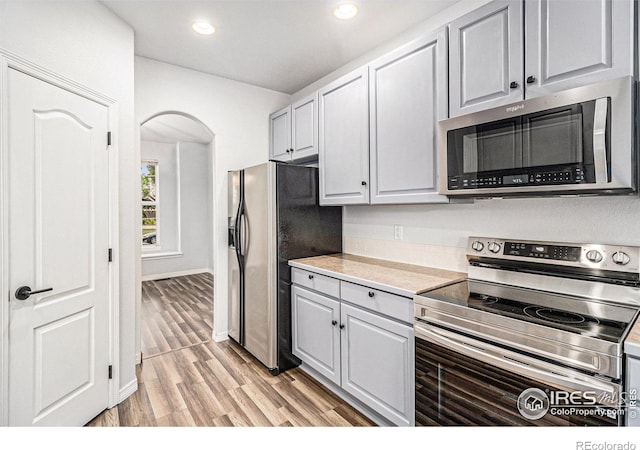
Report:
448,167,588,190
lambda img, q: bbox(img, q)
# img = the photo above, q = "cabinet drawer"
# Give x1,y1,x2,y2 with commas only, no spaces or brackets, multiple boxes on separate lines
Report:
340,281,413,324
291,267,340,298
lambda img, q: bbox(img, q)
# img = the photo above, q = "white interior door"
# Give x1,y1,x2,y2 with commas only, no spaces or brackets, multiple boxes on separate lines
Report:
7,68,111,426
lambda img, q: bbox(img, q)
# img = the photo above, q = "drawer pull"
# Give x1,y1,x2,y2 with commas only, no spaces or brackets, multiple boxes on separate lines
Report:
368,291,375,298
308,274,314,280
339,324,345,330
332,320,337,326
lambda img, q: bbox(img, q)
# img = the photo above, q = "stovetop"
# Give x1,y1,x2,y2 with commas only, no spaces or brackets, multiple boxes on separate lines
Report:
420,280,639,344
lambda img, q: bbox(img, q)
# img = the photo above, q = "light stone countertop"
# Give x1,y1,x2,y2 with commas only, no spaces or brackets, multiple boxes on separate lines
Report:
289,253,466,298
625,317,640,358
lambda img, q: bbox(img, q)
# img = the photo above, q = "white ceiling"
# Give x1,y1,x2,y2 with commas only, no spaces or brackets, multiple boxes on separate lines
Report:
141,113,214,144
101,0,459,94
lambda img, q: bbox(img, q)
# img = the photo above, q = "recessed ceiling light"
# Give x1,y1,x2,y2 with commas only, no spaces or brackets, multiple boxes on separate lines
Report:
192,21,215,35
333,3,359,20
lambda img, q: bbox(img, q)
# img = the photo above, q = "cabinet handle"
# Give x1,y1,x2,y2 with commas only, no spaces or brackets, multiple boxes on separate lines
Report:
290,148,294,153
526,75,536,84
361,181,367,186
368,291,375,298
286,149,290,153
308,274,314,280
332,320,337,326
339,324,345,330
509,81,518,89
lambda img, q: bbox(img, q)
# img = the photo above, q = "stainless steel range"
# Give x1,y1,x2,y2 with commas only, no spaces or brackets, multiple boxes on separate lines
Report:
414,237,640,426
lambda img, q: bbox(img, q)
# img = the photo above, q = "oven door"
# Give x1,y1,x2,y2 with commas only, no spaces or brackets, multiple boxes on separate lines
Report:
414,321,622,426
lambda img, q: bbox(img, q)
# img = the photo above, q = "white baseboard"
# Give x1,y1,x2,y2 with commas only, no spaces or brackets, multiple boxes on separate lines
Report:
141,267,213,282
213,330,228,342
118,378,138,403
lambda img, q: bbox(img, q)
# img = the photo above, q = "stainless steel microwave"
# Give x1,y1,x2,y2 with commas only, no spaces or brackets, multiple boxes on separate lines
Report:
438,76,637,197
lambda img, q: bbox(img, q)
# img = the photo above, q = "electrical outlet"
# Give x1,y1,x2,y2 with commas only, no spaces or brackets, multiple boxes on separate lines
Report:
394,225,403,240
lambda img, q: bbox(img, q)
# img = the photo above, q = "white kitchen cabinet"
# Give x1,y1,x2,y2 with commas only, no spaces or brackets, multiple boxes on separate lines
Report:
524,0,633,98
340,303,414,427
449,0,523,117
369,29,449,204
290,93,319,161
269,93,319,162
318,66,369,205
449,0,634,117
291,286,341,385
291,268,415,426
269,105,291,162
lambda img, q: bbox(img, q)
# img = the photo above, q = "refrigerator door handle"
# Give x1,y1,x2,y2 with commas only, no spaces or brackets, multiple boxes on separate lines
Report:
240,211,249,257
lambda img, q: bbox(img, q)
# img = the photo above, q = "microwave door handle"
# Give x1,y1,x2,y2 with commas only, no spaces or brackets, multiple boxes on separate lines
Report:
592,97,609,184
414,322,619,404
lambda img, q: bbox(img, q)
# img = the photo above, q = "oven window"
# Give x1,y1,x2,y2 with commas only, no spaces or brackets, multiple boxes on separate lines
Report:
415,337,620,426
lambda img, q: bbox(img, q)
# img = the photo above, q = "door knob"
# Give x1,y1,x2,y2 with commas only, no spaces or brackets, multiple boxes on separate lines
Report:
15,286,53,300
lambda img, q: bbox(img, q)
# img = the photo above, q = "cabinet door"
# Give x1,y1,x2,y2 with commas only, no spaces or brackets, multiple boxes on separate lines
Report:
340,303,414,426
449,0,523,117
269,105,291,162
369,29,449,204
318,67,369,205
525,0,633,98
291,93,318,161
292,286,341,385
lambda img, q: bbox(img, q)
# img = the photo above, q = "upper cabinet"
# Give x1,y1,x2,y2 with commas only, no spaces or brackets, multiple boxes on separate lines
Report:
269,105,291,161
524,0,634,98
449,0,634,117
369,29,449,204
318,30,449,206
318,67,370,206
449,0,524,117
269,92,319,162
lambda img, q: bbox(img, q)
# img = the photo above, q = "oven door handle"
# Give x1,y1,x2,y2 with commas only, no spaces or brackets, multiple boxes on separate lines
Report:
414,322,620,404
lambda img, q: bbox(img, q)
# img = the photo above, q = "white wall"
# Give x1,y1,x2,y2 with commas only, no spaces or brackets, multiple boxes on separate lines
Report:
135,56,290,348
0,1,136,404
292,0,640,273
141,140,213,279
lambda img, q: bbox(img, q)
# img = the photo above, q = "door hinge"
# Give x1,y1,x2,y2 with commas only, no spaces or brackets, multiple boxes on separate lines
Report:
108,365,113,379
108,248,113,262
107,131,112,147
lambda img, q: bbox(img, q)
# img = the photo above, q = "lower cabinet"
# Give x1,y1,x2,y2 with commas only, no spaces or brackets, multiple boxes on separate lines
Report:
291,286,341,385
291,284,414,426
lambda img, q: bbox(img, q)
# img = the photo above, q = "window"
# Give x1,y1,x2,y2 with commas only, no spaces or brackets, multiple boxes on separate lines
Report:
141,161,158,246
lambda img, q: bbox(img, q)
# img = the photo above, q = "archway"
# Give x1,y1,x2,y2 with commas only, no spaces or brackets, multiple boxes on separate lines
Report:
137,112,215,361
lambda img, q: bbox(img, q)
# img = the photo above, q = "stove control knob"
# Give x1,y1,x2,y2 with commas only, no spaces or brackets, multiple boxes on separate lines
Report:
471,241,484,252
586,250,603,263
488,242,501,254
612,251,631,266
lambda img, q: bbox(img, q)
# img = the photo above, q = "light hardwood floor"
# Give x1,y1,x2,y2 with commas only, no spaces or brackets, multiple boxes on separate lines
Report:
88,273,374,427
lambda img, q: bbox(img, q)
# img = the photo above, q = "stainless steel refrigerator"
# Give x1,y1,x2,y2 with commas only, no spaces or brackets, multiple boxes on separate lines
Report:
228,162,342,374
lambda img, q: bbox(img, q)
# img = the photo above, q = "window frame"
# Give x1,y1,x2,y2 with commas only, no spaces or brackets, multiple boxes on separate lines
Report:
141,159,160,249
